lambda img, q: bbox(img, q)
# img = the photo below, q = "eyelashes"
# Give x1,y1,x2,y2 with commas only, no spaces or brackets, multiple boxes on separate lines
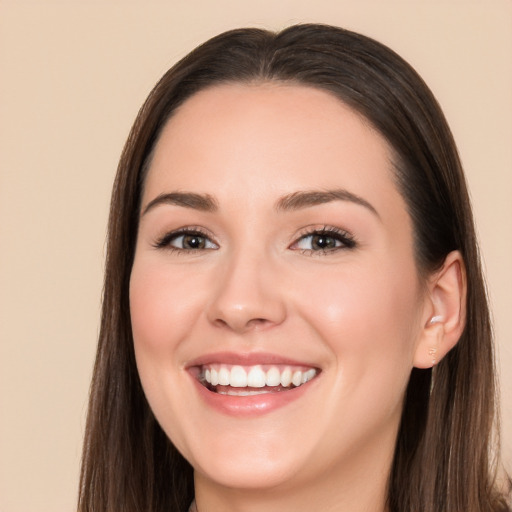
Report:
291,226,356,254
153,227,218,251
153,225,357,255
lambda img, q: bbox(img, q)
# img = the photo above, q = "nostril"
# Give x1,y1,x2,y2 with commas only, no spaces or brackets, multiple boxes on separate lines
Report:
207,281,287,333
214,318,228,328
213,316,273,333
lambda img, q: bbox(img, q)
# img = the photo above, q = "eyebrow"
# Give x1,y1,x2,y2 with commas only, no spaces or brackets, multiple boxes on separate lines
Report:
275,189,380,219
141,192,219,216
141,188,379,219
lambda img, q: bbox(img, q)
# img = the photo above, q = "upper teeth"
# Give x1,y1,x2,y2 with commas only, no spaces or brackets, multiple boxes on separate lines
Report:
202,365,317,388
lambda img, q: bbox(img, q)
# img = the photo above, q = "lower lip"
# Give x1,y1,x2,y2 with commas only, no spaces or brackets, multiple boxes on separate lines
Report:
190,375,318,417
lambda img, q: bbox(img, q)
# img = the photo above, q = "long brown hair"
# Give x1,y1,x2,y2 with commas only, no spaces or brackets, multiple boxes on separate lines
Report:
78,24,510,511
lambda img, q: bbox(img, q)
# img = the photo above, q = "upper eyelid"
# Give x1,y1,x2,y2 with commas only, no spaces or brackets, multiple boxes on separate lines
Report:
290,225,357,250
294,225,355,240
154,226,217,249
160,226,214,238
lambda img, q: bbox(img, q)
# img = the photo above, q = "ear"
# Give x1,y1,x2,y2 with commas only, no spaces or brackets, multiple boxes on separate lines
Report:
413,251,467,368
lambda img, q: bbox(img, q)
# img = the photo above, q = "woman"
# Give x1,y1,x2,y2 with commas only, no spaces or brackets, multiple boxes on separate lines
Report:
78,24,510,511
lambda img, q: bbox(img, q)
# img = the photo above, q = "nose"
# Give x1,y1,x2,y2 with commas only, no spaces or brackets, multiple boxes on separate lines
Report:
206,249,287,334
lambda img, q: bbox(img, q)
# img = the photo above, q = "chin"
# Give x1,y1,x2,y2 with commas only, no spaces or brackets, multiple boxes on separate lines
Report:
170,414,317,491
192,450,304,490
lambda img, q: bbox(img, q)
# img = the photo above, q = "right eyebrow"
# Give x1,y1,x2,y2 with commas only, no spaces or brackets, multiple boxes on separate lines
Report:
141,192,219,216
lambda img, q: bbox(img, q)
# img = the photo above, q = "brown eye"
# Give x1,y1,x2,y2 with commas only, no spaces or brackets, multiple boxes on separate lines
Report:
293,228,356,253
155,230,218,251
310,234,338,250
180,234,207,249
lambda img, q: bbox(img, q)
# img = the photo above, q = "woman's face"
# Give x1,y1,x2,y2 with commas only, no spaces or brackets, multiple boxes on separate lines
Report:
130,84,429,494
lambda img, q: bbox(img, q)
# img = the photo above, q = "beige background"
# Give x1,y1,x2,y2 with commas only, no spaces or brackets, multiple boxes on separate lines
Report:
0,2,511,511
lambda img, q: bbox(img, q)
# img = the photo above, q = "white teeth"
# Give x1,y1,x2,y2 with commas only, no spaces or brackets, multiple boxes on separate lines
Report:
218,389,269,396
292,370,303,387
218,367,230,386
303,368,316,383
280,368,292,387
247,366,266,387
230,366,247,387
202,364,318,389
265,367,281,386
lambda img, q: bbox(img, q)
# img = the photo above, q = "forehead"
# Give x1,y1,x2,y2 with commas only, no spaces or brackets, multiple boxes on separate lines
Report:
144,83,402,216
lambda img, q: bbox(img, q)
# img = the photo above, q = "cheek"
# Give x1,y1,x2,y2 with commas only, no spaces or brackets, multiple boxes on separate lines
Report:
274,256,424,467
128,258,207,451
293,257,421,386
129,258,207,354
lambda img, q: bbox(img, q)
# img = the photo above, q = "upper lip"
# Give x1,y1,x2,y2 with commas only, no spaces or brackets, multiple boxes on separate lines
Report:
186,351,319,369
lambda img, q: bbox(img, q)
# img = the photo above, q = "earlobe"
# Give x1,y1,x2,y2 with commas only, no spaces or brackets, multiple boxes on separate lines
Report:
414,320,443,368
413,251,467,369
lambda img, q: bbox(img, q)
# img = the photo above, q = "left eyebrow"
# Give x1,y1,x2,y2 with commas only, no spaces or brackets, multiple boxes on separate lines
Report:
275,189,381,219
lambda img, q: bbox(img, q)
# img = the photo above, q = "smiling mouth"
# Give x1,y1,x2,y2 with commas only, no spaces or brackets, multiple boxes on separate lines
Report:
196,364,319,396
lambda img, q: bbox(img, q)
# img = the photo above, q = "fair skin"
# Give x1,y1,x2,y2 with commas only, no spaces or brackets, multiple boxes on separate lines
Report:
130,83,465,512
